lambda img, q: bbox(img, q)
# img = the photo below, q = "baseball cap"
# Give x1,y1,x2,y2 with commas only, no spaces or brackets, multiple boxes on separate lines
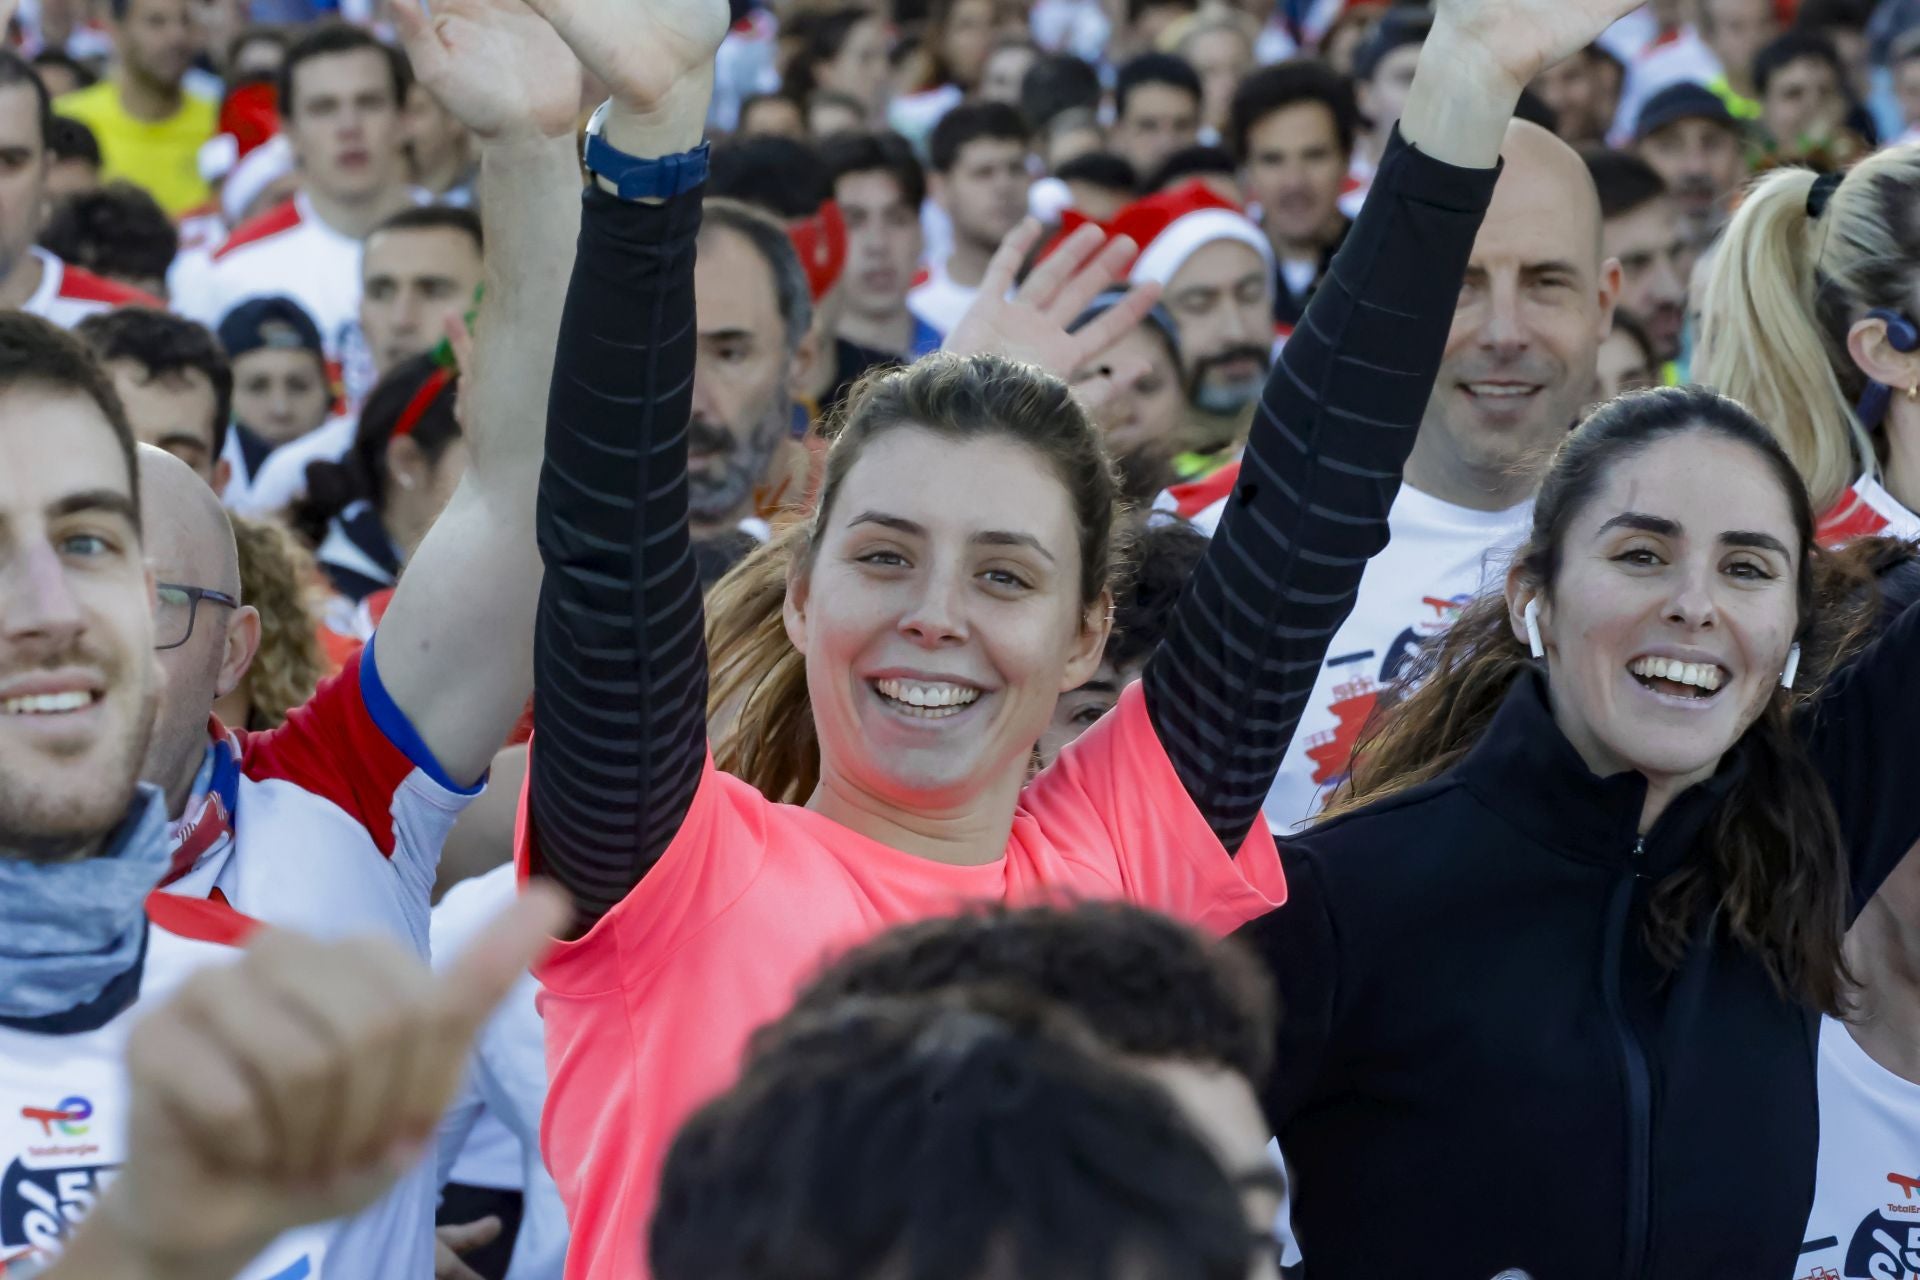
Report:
217,295,324,361
1634,83,1737,142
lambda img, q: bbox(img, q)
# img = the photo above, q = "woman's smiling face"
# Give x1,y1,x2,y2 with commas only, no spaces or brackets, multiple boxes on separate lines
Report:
1518,428,1802,795
788,426,1108,813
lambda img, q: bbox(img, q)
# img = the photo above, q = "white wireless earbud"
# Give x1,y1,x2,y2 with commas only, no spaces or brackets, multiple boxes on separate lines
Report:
1781,642,1802,690
1524,597,1545,660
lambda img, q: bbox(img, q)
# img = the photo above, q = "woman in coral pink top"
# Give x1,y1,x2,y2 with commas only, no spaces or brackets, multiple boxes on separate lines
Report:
495,0,1629,1273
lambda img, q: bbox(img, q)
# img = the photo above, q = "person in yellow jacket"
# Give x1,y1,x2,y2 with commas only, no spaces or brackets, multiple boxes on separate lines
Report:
56,0,216,218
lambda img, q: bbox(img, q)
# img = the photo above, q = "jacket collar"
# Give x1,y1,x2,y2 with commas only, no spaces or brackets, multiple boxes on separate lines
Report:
1455,669,1747,876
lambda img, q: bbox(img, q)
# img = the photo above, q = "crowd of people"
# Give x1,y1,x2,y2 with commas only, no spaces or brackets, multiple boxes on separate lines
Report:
4,0,1920,1275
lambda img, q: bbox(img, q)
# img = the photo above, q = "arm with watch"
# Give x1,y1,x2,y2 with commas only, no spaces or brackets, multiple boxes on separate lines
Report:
519,0,732,925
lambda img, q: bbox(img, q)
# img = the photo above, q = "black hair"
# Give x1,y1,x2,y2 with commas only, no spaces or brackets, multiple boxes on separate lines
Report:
1793,0,1873,33
0,312,140,530
654,992,1252,1280
42,182,179,290
1110,522,1209,671
75,308,232,464
1353,6,1431,83
1754,29,1844,98
0,49,53,149
292,352,459,544
280,22,409,120
710,134,830,218
1142,143,1235,195
31,50,96,93
369,202,484,254
785,899,1274,1080
820,129,927,209
1227,58,1359,163
1115,51,1202,121
928,99,1029,173
1020,53,1102,133
45,114,100,167
1055,149,1137,192
782,5,877,104
1582,146,1669,220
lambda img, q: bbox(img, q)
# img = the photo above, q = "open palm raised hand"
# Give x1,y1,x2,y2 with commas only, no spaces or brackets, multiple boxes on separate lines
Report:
518,0,729,116
1431,0,1646,89
393,0,583,142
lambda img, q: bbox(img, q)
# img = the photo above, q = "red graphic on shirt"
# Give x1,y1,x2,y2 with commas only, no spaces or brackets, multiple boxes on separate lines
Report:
1306,673,1381,785
1794,1267,1839,1280
1891,1172,1920,1199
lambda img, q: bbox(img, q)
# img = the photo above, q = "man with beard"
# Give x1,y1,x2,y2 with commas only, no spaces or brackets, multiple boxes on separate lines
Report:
1256,119,1619,831
1632,82,1746,251
688,197,815,573
1115,181,1275,486
1585,148,1690,369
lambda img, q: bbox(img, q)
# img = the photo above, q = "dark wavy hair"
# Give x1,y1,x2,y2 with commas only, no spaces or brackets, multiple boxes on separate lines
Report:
1323,385,1900,1015
653,991,1253,1280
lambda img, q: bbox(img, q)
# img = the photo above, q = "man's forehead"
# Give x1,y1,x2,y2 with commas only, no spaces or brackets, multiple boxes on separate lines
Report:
0,83,43,151
837,169,909,210
0,394,135,526
694,228,784,334
366,226,479,272
1167,238,1268,291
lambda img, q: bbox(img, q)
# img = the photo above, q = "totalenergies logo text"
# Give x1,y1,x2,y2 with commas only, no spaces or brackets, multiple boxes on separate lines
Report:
18,1098,90,1138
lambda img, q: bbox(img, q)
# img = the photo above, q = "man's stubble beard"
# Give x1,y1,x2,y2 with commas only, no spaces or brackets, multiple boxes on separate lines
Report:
0,664,160,864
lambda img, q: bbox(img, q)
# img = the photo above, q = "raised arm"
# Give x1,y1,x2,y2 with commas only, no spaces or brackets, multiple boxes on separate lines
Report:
1141,0,1642,851
364,0,584,789
514,0,728,923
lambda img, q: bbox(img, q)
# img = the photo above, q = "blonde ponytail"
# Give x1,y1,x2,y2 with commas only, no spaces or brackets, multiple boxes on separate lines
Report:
1696,145,1920,514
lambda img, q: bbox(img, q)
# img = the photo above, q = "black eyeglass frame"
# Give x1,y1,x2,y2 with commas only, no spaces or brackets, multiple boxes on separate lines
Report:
154,582,240,652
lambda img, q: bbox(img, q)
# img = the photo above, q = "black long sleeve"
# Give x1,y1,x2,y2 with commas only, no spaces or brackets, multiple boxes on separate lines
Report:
526,185,708,925
1141,130,1499,851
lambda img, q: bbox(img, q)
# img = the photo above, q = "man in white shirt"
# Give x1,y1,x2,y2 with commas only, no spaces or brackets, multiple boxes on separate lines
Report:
909,101,1031,337
1261,120,1620,832
173,23,419,406
0,52,158,326
1111,52,1203,187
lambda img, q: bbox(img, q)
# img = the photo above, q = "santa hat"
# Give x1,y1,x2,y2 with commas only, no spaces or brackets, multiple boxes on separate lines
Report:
1112,180,1273,288
199,80,281,187
787,199,848,304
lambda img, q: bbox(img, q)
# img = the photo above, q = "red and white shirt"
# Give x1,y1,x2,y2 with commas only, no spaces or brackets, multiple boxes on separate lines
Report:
161,640,480,958
18,247,161,329
0,893,331,1279
1817,474,1920,547
171,194,378,407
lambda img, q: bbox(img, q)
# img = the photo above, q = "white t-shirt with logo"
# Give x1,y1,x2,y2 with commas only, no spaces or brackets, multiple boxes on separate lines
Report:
1798,1015,1920,1280
1257,484,1532,832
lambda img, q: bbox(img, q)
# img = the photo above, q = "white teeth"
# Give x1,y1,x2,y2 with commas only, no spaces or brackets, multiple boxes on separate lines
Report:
874,678,982,715
0,691,92,715
1628,657,1724,693
1467,383,1535,398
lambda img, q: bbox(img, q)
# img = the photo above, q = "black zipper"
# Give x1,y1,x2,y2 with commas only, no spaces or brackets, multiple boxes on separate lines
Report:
1602,834,1654,1280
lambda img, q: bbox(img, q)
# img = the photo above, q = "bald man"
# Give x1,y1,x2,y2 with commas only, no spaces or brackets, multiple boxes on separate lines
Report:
1262,118,1621,831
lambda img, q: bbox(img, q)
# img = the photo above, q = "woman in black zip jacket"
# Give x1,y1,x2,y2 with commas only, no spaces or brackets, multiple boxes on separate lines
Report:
1236,385,1920,1280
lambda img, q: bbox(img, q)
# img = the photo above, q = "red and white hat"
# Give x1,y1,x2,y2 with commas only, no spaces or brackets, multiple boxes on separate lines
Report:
1110,180,1273,288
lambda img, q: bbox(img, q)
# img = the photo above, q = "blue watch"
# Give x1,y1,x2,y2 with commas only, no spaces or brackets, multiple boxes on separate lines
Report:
582,100,710,200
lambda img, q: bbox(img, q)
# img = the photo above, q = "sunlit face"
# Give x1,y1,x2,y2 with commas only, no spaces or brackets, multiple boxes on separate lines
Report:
1594,328,1656,401
838,169,923,321
1635,118,1744,224
1163,239,1272,416
0,85,50,280
1426,133,1615,491
788,428,1106,811
1603,196,1690,362
360,225,482,377
283,48,406,205
1071,323,1185,500
231,346,330,446
817,17,891,121
979,43,1037,105
105,360,220,486
1115,82,1200,184
1184,27,1253,133
1520,430,1800,797
1761,56,1845,148
1241,101,1347,249
0,386,158,858
121,0,200,90
689,225,795,531
1358,44,1421,141
937,136,1030,251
